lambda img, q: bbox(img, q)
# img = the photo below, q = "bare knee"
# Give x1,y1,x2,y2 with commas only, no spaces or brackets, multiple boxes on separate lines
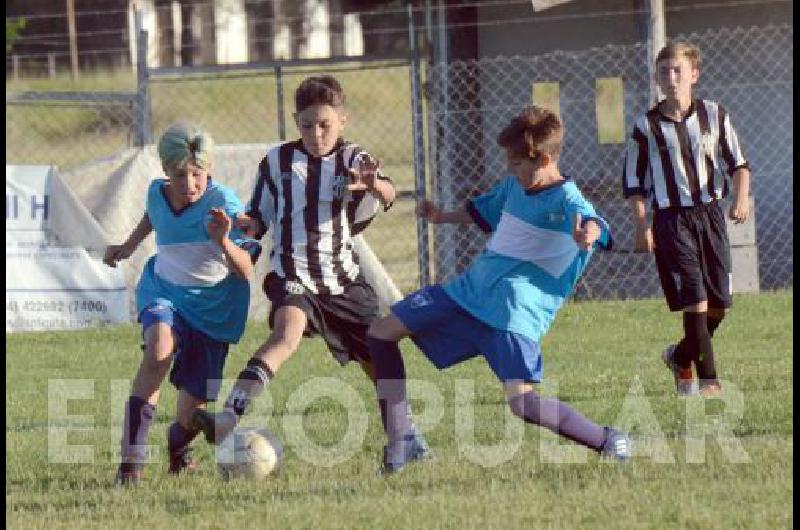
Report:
367,314,410,342
142,326,175,372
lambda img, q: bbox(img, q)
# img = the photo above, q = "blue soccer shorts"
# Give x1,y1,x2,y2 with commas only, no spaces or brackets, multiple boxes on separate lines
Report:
391,285,543,383
139,299,230,402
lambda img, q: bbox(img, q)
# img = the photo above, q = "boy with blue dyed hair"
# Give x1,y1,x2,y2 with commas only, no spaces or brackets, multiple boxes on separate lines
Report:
367,106,631,474
104,122,260,485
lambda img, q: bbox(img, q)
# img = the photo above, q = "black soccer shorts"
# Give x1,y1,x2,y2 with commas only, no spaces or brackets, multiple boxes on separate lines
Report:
262,272,379,366
652,200,733,312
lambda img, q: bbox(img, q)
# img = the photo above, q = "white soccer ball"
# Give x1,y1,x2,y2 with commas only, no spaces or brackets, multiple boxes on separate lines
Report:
216,427,283,481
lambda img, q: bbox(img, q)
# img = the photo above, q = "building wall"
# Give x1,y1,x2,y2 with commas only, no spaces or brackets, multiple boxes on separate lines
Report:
475,0,792,58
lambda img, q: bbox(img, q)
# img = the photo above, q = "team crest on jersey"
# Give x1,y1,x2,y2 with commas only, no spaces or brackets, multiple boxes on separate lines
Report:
700,133,716,158
409,290,434,308
331,174,346,199
548,212,566,224
284,280,305,295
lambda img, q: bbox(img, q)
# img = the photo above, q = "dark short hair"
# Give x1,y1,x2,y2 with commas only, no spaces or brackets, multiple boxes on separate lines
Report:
295,75,345,112
497,106,563,161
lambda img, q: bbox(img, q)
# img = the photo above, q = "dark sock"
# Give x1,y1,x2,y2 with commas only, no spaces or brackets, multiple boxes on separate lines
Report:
707,314,723,337
120,395,156,470
367,336,413,444
684,312,716,381
224,358,273,417
167,421,199,455
363,359,417,436
508,392,607,451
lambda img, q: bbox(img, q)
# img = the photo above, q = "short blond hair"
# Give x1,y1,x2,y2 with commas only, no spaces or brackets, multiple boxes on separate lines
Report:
656,42,701,70
157,121,214,172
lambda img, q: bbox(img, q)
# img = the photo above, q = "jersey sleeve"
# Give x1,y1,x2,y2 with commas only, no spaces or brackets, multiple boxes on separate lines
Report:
466,177,510,233
245,155,276,239
564,184,612,250
717,104,750,176
622,120,651,199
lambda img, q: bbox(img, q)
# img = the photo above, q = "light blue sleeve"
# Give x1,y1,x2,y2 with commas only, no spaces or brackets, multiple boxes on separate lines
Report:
563,183,612,250
145,179,162,220
216,185,263,263
466,177,510,233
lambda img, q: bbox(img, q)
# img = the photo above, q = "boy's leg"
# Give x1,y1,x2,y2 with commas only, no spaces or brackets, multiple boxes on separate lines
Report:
193,305,306,443
168,390,204,474
118,320,176,484
367,314,427,473
504,382,608,451
367,315,414,443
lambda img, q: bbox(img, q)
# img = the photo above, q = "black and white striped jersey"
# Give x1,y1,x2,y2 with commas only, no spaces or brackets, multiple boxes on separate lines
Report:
622,99,749,209
247,138,391,295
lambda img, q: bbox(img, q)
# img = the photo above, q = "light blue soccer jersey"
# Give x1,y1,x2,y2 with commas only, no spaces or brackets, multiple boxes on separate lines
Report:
136,178,259,343
442,176,611,343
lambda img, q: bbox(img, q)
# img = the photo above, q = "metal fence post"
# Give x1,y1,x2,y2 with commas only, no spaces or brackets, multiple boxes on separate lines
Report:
135,10,151,146
408,3,430,287
275,65,286,141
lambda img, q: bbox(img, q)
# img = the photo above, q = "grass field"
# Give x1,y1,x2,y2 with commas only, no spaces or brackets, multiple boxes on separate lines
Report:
6,290,792,529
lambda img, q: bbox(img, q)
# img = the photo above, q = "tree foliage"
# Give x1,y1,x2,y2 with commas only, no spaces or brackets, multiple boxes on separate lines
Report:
6,17,27,55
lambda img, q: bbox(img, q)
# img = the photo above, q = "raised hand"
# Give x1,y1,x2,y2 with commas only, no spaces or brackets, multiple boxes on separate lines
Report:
346,153,380,192
207,207,232,244
572,212,601,250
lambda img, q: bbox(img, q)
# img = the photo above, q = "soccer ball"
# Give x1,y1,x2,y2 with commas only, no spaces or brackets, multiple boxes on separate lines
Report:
216,427,283,481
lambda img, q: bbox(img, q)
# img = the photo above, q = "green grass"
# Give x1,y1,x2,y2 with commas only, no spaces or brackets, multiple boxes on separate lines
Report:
6,290,793,529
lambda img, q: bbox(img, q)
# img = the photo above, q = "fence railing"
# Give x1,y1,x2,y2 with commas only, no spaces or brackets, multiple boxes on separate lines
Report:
5,23,793,298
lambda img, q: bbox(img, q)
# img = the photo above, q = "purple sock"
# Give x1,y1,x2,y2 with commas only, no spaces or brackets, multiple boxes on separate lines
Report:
367,337,413,444
508,391,606,451
120,395,156,468
167,421,199,455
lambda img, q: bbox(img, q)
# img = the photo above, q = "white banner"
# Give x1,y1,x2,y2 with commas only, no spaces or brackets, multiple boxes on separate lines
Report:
6,165,129,332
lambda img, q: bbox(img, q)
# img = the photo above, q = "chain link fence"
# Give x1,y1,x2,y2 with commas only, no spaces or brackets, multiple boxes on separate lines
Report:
425,23,793,298
5,90,143,169
6,23,792,300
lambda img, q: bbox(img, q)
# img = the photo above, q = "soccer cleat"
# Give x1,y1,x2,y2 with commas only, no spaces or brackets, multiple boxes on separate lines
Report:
600,427,632,462
191,409,237,445
380,431,433,475
699,380,723,397
168,447,199,475
662,344,697,396
115,464,142,486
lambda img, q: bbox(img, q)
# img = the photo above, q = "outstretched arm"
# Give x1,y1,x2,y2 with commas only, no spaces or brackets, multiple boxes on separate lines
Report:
417,200,474,225
103,212,152,267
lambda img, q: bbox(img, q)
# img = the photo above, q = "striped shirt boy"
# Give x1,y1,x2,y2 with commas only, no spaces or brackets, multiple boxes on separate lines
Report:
247,138,391,295
622,98,748,208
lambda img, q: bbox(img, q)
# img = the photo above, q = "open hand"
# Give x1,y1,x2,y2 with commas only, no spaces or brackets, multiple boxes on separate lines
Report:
346,153,380,192
207,208,232,244
573,213,601,251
